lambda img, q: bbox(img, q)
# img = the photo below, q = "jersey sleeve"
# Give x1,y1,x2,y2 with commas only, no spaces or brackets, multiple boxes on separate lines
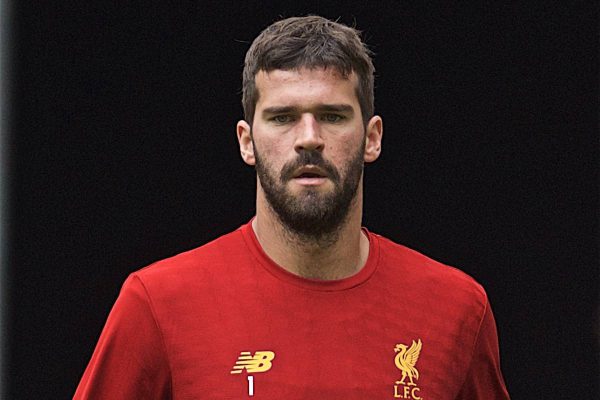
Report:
73,274,172,399
456,298,510,399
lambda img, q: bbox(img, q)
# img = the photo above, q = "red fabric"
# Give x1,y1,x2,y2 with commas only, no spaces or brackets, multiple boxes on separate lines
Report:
74,221,509,399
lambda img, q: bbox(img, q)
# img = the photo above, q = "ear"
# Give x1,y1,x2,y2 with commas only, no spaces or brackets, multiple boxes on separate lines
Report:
237,120,255,166
363,115,383,163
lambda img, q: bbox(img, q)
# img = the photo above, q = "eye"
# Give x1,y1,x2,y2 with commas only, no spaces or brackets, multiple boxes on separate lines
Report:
272,115,293,124
321,114,344,123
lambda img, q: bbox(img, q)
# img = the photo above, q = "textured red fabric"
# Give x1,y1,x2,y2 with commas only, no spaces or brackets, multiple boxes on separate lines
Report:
74,221,509,399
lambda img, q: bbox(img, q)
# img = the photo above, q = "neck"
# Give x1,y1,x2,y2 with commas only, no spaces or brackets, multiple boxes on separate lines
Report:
252,182,369,280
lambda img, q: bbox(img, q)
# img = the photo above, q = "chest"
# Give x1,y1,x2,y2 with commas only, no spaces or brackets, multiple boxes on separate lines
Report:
157,286,475,399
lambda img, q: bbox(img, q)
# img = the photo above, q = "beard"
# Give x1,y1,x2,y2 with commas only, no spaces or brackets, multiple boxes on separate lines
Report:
254,140,365,244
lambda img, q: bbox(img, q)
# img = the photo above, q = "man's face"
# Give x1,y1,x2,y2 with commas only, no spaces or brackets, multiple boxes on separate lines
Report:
249,68,368,240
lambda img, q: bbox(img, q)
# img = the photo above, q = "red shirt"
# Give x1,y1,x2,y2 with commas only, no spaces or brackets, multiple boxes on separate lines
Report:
74,221,509,399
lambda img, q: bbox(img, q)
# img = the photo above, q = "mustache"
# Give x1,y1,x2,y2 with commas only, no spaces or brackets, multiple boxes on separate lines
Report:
280,151,340,183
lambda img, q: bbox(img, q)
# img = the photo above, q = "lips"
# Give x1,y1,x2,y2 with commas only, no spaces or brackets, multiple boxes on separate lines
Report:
290,165,329,186
292,166,327,179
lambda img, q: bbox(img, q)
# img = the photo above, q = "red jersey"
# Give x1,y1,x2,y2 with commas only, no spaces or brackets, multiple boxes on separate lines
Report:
74,221,509,399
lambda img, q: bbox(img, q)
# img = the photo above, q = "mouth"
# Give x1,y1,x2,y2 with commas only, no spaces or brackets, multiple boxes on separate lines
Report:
296,172,324,178
291,166,328,186
292,166,327,178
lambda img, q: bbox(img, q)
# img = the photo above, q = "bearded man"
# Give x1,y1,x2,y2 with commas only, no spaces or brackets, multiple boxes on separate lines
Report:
75,16,509,399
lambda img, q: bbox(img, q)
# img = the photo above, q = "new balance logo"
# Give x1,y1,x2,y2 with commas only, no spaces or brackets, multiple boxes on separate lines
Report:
230,351,275,374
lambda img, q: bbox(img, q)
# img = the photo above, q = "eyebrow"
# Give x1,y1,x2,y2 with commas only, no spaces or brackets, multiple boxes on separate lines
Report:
262,104,355,115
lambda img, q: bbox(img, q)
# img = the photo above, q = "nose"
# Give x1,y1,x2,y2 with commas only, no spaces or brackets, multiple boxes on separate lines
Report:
293,113,324,152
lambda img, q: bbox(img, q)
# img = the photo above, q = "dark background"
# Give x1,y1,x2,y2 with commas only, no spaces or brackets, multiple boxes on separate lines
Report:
8,1,598,399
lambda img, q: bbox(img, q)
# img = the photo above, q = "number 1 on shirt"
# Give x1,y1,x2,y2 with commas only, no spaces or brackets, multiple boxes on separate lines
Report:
247,375,254,396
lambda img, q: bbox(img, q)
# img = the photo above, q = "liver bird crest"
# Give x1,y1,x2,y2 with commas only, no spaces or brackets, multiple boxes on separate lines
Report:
394,339,422,386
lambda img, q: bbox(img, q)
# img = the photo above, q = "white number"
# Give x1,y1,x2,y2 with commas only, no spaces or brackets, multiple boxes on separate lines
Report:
247,375,254,396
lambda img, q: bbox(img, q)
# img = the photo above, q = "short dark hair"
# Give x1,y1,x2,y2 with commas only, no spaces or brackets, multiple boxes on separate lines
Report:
242,16,375,126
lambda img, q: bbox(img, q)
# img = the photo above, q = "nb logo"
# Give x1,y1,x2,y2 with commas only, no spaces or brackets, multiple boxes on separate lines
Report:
230,351,275,374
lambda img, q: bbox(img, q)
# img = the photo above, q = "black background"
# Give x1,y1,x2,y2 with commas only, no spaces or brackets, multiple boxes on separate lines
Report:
8,1,598,399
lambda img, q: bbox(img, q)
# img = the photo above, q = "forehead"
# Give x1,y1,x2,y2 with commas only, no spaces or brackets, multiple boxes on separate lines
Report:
254,68,360,109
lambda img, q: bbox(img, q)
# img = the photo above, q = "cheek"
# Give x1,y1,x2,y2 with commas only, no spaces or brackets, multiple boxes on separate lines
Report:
254,137,291,170
328,136,364,167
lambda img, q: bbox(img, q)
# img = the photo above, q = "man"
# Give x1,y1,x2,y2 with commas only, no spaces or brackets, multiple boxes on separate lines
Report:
75,16,509,399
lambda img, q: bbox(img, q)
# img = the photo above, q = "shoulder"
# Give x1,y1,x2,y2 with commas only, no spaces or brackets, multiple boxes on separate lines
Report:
129,225,249,294
372,232,488,306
